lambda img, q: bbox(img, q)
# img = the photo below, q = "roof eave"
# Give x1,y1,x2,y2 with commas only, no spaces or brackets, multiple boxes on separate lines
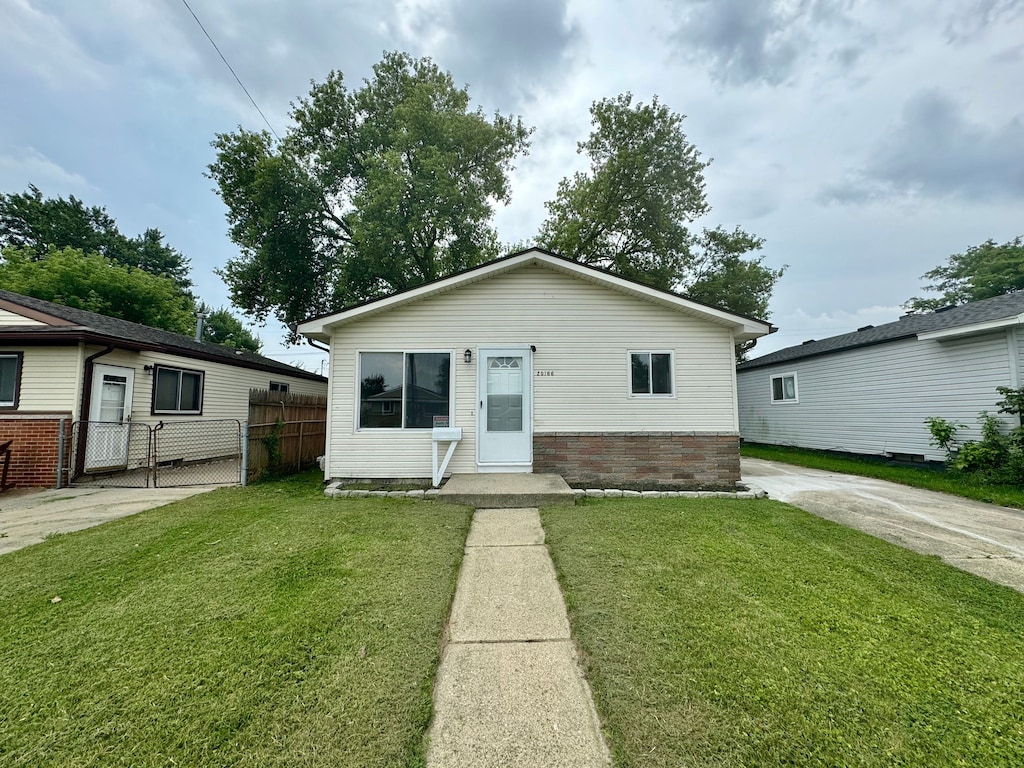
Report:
916,314,1024,341
0,328,326,382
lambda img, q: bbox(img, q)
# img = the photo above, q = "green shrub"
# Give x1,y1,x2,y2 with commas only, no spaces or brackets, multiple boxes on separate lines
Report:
927,388,1024,486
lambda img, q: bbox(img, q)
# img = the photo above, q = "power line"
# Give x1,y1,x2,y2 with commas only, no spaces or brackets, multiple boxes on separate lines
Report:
178,0,281,141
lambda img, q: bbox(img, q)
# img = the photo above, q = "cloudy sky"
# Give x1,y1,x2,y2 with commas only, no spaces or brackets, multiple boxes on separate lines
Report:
2,0,1022,369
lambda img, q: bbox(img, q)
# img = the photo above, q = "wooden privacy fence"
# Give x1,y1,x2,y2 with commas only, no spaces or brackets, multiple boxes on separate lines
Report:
246,389,328,481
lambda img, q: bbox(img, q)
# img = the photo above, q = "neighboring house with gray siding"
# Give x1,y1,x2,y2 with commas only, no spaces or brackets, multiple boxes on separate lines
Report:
0,290,327,487
736,292,1024,462
299,248,773,489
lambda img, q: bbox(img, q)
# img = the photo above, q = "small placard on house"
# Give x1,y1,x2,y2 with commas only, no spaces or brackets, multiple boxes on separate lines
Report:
433,415,450,428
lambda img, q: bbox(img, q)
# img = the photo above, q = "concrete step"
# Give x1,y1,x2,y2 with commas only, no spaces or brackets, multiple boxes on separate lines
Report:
436,473,575,508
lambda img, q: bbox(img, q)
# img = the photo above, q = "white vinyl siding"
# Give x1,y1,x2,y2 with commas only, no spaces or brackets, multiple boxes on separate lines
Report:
90,347,327,424
0,346,81,414
738,331,1016,462
325,264,739,480
0,309,46,326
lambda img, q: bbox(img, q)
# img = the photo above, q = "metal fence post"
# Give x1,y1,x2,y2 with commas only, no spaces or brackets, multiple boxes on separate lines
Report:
57,417,66,489
241,421,249,487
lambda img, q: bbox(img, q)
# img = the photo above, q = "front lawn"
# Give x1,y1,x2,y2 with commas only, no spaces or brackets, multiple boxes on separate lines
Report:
0,474,472,768
742,442,1024,509
543,498,1024,767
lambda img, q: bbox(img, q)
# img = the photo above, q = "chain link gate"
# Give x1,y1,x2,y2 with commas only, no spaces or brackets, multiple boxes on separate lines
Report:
64,420,242,487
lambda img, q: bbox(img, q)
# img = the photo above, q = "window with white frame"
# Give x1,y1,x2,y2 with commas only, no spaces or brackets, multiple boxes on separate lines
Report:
629,351,673,396
269,381,290,393
358,351,451,429
771,373,798,403
0,352,22,408
153,365,204,414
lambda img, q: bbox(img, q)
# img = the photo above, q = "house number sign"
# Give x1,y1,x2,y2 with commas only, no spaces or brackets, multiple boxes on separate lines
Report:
535,370,555,377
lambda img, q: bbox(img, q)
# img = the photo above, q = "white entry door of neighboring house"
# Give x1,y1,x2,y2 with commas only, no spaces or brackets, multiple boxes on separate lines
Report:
85,364,135,471
477,347,532,471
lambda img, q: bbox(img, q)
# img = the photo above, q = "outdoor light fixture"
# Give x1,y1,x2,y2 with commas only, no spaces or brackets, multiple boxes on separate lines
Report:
464,349,473,363
143,365,154,375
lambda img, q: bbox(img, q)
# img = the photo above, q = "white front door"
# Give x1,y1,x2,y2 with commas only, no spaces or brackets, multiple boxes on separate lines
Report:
85,364,135,470
477,347,532,470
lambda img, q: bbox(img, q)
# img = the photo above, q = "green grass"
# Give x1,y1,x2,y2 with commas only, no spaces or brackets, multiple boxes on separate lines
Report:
0,473,472,767
742,442,1024,510
543,498,1024,767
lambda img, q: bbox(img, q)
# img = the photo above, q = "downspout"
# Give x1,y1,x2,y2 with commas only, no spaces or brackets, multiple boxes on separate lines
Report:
75,345,115,478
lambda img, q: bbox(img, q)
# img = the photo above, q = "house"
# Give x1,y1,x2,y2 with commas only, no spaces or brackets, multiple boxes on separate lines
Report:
297,248,773,489
736,292,1024,462
0,289,327,487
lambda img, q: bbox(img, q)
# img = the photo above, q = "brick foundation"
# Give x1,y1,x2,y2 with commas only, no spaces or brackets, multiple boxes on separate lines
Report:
533,432,740,490
0,414,72,489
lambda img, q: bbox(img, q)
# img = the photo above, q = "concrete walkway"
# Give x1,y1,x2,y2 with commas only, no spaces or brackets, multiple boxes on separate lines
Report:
743,457,1024,592
426,508,610,767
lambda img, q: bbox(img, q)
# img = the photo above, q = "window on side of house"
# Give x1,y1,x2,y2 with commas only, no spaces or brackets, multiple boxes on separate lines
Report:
269,381,290,393
0,352,23,408
629,351,674,396
771,373,798,403
358,351,451,429
153,365,204,414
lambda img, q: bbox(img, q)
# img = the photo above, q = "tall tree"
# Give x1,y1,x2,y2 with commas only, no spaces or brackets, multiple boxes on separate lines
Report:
209,51,531,341
0,185,192,289
198,304,262,352
904,236,1024,313
536,94,783,323
0,247,196,335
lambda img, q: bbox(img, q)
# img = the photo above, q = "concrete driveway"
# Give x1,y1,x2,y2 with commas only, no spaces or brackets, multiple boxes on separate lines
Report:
742,458,1024,592
0,485,219,557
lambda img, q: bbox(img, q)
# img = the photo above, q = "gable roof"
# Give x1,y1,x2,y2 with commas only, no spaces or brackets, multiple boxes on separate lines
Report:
737,291,1024,371
298,248,775,342
0,290,326,382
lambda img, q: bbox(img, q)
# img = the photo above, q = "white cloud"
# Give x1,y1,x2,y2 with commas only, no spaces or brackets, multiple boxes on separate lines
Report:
0,0,108,89
0,147,96,195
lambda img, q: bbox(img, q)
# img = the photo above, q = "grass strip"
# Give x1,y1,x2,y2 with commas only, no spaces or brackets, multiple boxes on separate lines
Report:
544,498,1024,767
742,442,1024,510
0,473,472,768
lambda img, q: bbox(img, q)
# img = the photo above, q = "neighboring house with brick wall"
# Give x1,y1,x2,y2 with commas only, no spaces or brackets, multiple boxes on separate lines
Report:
0,290,327,488
298,248,773,489
736,292,1024,462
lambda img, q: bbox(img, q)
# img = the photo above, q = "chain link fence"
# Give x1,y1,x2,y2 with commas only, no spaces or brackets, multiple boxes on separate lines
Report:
65,420,242,488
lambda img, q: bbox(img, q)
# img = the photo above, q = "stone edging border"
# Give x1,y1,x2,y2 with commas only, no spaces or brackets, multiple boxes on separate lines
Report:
323,482,769,500
572,486,767,500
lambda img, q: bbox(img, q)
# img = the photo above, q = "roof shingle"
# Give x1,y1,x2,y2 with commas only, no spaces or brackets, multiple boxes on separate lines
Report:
738,292,1024,371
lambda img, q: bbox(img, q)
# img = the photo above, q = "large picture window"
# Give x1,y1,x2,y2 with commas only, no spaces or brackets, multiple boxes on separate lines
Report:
630,351,673,396
0,352,23,408
359,351,451,429
153,365,204,414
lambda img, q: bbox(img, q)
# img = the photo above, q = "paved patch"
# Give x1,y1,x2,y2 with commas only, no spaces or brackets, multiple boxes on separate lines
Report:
429,642,609,768
0,486,219,556
742,457,1024,592
448,546,570,642
465,507,545,547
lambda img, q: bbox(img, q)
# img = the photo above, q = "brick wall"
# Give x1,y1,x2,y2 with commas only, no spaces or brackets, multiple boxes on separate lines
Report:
0,415,72,489
533,431,740,490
